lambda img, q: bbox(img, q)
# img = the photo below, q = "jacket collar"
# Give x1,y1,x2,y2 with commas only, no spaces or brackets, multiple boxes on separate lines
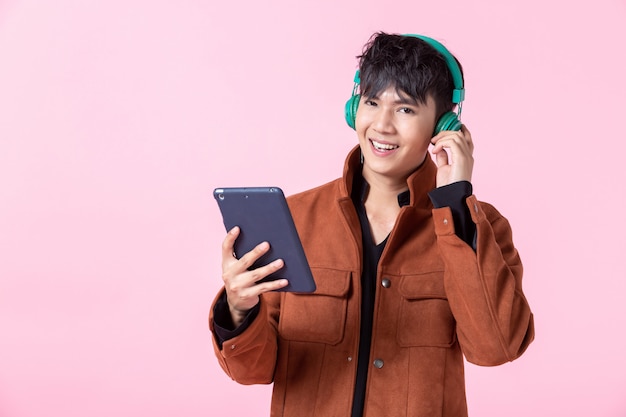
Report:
340,146,437,210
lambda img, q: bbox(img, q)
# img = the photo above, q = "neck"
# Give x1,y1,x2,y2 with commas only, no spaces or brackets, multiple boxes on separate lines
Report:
360,167,406,245
363,162,409,188
361,168,408,207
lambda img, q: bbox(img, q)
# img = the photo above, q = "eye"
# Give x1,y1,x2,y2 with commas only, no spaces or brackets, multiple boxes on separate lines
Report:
364,99,378,107
398,107,414,114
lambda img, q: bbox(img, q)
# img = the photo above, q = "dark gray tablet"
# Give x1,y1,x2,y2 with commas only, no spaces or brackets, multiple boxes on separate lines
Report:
213,187,316,293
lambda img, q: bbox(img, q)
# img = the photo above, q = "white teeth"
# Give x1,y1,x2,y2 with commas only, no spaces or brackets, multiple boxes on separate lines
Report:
372,140,398,151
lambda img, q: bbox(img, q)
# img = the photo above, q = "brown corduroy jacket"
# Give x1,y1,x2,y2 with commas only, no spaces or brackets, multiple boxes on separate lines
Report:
210,147,534,417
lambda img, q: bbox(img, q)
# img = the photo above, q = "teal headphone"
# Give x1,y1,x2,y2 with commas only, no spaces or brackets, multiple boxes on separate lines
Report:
344,34,465,134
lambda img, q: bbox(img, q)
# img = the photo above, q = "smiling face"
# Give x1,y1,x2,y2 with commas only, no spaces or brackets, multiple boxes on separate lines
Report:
355,86,437,186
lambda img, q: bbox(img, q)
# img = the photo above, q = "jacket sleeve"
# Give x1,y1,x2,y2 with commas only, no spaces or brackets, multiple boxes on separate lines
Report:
208,289,282,384
432,195,534,366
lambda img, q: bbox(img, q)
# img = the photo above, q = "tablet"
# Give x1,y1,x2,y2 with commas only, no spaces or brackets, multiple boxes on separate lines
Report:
213,187,316,293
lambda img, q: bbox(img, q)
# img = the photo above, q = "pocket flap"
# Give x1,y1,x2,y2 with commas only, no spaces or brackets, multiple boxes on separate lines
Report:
310,268,351,297
398,272,446,300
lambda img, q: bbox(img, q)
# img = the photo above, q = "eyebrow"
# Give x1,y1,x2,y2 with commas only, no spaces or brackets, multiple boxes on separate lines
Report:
369,96,420,107
364,92,419,106
394,97,419,106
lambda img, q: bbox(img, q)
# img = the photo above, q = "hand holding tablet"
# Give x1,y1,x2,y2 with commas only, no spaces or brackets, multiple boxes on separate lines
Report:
214,187,316,294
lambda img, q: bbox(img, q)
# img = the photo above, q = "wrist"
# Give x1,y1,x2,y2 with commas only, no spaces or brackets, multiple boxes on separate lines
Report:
229,305,250,327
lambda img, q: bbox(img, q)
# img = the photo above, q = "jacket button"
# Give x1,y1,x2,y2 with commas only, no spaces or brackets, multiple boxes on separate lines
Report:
381,278,391,288
373,359,384,369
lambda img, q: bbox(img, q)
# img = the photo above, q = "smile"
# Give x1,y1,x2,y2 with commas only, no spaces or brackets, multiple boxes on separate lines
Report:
370,139,399,152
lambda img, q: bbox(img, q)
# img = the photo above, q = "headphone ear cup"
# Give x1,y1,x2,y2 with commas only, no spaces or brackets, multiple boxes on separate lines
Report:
434,111,462,135
344,94,360,130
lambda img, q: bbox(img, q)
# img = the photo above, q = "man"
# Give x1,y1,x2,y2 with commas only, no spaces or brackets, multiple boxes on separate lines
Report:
210,32,534,417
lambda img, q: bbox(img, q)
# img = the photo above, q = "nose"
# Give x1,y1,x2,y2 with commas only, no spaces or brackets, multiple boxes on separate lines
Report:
372,107,395,133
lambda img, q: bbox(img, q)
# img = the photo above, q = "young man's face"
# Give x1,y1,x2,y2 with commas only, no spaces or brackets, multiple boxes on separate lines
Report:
355,86,437,185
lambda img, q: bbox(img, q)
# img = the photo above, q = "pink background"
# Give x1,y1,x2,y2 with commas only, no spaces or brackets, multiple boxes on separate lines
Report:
1,0,625,416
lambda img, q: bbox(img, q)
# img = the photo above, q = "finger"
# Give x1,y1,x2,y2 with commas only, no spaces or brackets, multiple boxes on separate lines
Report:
237,241,272,271
460,125,474,152
221,226,240,262
242,257,283,283
227,258,286,296
434,147,449,167
430,130,447,146
434,131,472,156
254,277,290,293
431,134,461,155
433,134,473,166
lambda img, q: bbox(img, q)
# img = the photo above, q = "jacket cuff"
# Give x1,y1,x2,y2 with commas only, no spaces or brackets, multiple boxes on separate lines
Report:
429,181,476,249
428,181,472,209
466,195,486,224
210,288,261,349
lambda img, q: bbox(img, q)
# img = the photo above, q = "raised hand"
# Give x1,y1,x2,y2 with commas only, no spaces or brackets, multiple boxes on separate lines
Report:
221,226,288,327
430,124,475,188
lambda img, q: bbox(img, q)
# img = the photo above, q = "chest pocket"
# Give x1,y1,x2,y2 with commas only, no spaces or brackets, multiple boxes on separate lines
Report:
397,272,456,348
279,268,351,345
